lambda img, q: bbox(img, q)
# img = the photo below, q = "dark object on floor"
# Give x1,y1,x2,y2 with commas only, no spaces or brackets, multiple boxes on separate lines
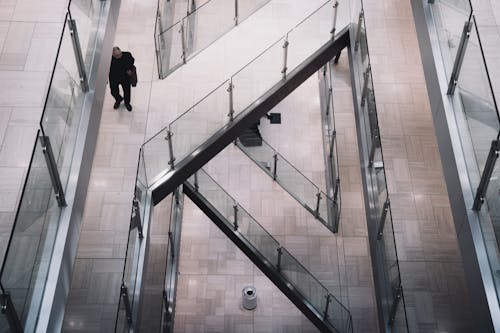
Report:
126,104,132,112
266,113,281,124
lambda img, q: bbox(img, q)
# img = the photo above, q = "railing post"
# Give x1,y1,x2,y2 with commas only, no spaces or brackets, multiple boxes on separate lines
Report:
376,199,390,240
227,79,234,121
354,10,364,51
165,130,176,169
180,20,187,64
39,135,67,207
194,171,199,191
131,198,143,238
120,284,133,324
281,36,289,80
388,285,403,326
233,204,239,230
361,65,371,107
325,87,333,116
234,0,239,25
368,134,379,168
329,130,336,158
273,153,278,180
315,192,322,218
174,187,180,206
330,1,339,37
473,139,500,210
333,178,340,204
68,17,89,92
447,20,472,95
187,0,196,15
277,247,283,272
323,294,332,319
168,231,175,258
0,291,23,333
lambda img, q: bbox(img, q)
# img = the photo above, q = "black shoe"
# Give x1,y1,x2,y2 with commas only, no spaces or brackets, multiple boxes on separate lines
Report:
113,97,123,109
125,104,132,112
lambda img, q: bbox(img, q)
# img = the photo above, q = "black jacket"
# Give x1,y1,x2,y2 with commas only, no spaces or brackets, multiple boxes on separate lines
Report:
109,51,135,83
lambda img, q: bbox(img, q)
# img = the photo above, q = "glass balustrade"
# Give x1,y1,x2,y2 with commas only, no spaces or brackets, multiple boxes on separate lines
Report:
187,169,353,332
155,0,272,78
320,61,342,232
0,1,105,331
350,0,409,330
428,0,500,304
147,0,345,186
237,137,340,232
0,131,62,332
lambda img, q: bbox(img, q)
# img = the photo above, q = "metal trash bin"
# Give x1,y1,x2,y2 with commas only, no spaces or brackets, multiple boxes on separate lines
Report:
242,286,257,310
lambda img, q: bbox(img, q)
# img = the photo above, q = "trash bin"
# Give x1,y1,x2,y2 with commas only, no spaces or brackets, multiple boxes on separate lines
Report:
242,286,257,310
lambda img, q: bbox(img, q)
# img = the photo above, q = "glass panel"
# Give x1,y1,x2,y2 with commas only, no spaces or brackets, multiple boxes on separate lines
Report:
349,0,363,23
237,141,275,178
280,247,328,313
317,192,339,231
157,20,185,78
185,0,235,58
275,153,319,211
192,170,236,222
334,0,350,35
238,0,269,22
69,0,103,73
135,150,148,226
232,37,284,115
169,80,229,165
478,158,500,303
142,129,172,186
433,1,471,78
287,1,332,73
326,292,352,333
122,227,141,311
457,20,500,177
0,134,62,329
237,207,280,264
40,17,84,191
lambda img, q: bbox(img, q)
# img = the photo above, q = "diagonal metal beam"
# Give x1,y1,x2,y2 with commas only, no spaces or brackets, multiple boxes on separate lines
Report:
151,27,351,205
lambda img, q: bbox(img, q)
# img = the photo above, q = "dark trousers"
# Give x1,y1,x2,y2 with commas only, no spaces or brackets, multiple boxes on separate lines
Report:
110,80,131,105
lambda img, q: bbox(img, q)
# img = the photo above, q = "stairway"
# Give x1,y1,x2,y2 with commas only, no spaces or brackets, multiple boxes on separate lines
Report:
150,26,350,205
183,169,352,333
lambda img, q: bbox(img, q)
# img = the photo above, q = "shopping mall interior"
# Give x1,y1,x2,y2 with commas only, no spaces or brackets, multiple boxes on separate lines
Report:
0,0,499,332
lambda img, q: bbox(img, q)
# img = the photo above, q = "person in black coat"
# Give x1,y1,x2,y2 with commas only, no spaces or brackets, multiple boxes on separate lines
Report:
109,46,135,111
